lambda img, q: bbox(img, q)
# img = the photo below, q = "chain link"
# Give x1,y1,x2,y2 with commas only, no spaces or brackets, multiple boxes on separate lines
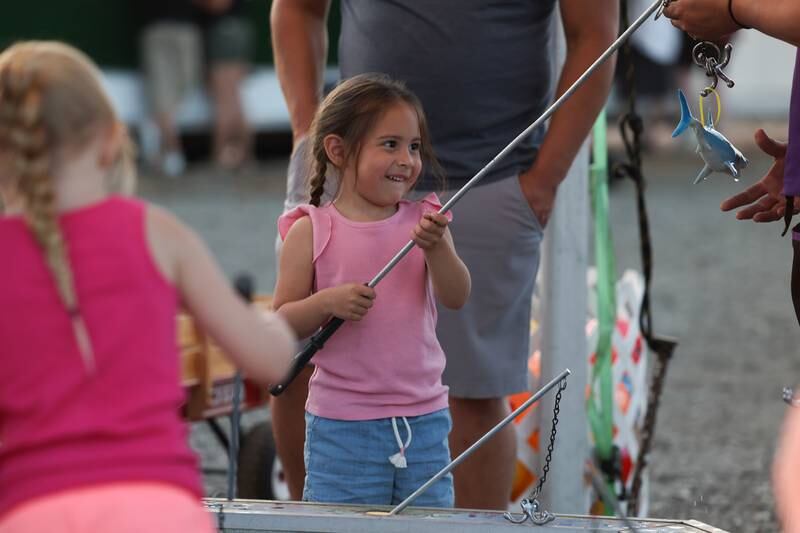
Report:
504,377,567,526
530,378,566,500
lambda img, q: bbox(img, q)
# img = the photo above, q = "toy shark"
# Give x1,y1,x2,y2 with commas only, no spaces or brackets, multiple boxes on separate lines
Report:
672,89,748,184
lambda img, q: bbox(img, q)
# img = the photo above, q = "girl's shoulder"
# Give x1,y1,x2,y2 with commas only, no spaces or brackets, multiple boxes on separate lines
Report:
278,204,332,263
278,203,330,238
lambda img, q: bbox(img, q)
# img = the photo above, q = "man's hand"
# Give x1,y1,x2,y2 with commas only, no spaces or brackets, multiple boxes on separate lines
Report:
518,166,558,227
721,129,793,222
663,0,740,41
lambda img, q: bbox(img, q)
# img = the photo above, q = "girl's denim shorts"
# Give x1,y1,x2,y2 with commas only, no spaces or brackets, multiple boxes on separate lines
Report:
303,407,453,507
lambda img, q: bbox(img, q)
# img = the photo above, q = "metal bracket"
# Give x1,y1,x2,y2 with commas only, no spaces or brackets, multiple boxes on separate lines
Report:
693,42,735,96
503,498,555,526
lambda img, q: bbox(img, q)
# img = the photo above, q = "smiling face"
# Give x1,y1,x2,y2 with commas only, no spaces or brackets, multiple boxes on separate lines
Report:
346,101,423,210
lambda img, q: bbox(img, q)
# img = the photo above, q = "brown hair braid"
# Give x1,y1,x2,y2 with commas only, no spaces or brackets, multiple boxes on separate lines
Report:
305,73,445,207
0,42,135,372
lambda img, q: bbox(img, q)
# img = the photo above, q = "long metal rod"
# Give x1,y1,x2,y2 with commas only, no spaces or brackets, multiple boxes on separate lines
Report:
388,369,571,515
271,0,663,394
370,0,662,287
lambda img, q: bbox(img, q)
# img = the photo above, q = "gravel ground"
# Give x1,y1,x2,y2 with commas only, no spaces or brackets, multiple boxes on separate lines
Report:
139,134,797,531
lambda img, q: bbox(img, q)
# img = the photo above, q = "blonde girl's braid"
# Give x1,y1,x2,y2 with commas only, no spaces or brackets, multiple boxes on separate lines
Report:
0,45,101,373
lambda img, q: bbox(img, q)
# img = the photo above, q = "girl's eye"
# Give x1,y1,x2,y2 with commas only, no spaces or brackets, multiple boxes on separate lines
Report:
383,140,397,149
410,142,421,152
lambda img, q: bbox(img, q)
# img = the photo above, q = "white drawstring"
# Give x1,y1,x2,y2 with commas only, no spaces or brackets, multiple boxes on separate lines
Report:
389,416,412,469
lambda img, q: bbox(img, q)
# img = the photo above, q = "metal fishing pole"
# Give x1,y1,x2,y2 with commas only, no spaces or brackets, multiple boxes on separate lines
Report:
388,369,571,516
269,0,665,397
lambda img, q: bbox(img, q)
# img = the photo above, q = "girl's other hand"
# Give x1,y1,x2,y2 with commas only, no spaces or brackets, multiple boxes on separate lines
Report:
323,283,376,321
412,212,448,250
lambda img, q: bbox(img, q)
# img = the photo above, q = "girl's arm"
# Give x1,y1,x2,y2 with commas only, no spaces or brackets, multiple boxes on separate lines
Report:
413,213,471,309
146,205,296,386
273,216,376,338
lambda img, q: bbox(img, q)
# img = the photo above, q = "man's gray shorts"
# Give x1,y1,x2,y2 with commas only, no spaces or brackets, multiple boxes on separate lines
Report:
279,139,543,399
431,176,543,399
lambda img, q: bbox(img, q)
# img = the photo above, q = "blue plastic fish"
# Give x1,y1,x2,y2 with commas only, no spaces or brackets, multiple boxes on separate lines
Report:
672,89,748,184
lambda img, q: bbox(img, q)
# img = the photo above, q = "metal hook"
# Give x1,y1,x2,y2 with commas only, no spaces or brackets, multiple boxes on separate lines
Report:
693,42,735,97
503,498,556,526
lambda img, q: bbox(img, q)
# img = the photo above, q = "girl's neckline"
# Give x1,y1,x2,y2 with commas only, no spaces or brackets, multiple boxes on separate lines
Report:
327,200,407,227
1,194,119,222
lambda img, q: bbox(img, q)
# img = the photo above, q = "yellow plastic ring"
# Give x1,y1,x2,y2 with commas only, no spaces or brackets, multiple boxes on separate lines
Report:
699,88,722,127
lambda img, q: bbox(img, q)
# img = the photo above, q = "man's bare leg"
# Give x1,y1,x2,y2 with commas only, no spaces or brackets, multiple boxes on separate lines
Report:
448,396,516,510
270,365,312,500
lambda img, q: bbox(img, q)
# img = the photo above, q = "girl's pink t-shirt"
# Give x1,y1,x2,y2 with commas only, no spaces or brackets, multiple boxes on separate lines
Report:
278,194,451,420
0,197,202,517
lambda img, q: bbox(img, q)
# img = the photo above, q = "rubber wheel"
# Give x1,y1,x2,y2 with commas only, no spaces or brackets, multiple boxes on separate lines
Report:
237,420,281,500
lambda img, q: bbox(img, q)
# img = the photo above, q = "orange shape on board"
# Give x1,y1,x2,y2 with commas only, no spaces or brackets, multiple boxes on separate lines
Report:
528,429,540,453
510,460,536,502
508,391,533,425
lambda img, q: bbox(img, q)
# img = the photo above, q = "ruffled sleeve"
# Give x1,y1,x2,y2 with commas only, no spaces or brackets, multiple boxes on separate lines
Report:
419,192,453,222
277,204,332,262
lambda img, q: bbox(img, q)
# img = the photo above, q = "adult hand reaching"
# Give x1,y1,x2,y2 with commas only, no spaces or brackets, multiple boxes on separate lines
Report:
720,129,797,222
662,0,740,42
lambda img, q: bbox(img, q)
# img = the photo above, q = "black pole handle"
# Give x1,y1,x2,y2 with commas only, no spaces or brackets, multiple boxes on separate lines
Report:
234,274,254,302
269,317,345,396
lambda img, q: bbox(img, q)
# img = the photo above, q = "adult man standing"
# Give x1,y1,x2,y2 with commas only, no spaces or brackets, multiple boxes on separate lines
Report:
270,0,617,509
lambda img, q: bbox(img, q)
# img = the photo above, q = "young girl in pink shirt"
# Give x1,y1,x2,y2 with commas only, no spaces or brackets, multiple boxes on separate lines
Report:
273,73,471,507
0,41,295,532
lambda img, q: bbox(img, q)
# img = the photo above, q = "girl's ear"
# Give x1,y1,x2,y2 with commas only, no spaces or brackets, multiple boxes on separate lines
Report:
322,134,346,168
98,122,125,170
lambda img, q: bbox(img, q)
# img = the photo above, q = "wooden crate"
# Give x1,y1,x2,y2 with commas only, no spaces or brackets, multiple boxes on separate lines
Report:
179,296,273,421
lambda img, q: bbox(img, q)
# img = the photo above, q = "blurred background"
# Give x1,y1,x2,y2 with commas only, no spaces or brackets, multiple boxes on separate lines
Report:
3,2,797,531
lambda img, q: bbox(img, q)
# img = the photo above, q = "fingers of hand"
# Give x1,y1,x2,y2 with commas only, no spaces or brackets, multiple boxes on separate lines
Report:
662,0,679,20
420,215,447,236
755,128,788,159
753,208,783,223
345,292,374,320
351,284,376,300
412,219,444,249
721,185,768,211
424,212,448,227
736,196,780,220
332,284,375,320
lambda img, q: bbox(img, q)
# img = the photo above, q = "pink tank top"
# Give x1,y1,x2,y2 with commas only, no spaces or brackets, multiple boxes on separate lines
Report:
278,194,450,420
0,196,202,517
